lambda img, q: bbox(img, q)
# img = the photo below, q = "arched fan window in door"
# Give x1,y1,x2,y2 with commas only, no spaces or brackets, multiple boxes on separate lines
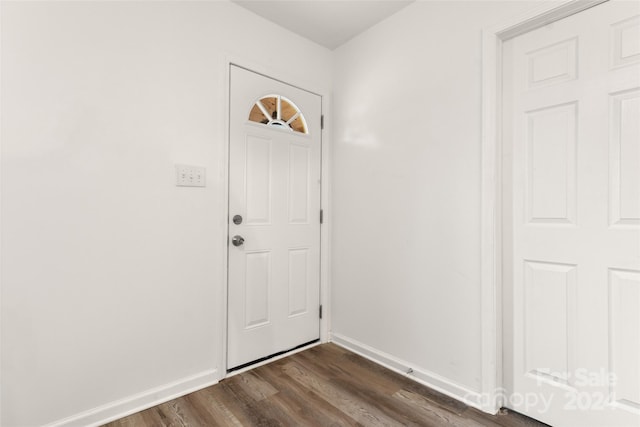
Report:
248,95,308,134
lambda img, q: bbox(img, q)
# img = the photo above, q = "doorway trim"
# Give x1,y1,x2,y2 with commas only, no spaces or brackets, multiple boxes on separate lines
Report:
479,0,609,414
219,55,331,378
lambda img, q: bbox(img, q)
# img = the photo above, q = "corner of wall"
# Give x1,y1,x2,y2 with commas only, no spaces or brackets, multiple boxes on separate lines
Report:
329,333,484,410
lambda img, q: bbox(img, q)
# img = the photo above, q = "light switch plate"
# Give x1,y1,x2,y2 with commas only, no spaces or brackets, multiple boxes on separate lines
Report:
176,164,206,187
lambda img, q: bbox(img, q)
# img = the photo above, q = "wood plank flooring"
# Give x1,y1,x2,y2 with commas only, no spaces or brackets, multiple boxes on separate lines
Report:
103,343,549,427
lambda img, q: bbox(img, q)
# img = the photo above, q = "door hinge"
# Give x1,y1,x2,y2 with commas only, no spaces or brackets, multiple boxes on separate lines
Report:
321,115,324,130
319,304,323,319
320,209,324,224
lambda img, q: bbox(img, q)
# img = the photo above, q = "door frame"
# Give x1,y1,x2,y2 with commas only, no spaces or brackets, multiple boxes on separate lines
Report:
480,0,609,414
218,56,331,378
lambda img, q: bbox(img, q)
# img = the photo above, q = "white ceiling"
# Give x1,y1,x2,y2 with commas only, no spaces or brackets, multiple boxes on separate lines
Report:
232,0,415,50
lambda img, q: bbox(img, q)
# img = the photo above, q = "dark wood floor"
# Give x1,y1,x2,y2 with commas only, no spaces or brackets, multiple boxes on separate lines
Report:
104,343,548,426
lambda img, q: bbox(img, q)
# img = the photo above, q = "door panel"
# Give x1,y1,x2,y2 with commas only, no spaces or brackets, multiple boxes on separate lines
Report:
503,1,640,426
244,251,271,328
523,260,576,385
611,16,640,68
609,268,640,411
288,248,309,316
610,89,640,225
288,143,311,223
525,102,577,224
228,65,321,370
245,135,272,225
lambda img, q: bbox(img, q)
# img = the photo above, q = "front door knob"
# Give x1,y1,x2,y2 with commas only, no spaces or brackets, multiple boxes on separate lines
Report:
232,235,245,247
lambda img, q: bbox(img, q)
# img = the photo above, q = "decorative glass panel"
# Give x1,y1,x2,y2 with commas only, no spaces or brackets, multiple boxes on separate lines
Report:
249,95,308,134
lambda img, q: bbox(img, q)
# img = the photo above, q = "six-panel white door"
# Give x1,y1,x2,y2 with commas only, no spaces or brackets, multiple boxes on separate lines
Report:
227,65,322,370
503,1,640,426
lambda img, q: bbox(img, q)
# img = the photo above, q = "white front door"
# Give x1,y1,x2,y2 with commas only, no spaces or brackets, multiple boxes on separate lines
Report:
503,1,640,426
227,65,322,370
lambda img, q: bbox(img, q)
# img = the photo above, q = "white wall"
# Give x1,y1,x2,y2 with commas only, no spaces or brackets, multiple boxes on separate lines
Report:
330,0,537,400
0,2,331,426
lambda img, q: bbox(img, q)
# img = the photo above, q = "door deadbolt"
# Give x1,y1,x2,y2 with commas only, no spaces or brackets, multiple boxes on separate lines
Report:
233,215,243,225
232,235,245,247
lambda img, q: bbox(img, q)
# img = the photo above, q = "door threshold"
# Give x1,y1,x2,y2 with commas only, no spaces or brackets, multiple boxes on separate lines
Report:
226,339,320,378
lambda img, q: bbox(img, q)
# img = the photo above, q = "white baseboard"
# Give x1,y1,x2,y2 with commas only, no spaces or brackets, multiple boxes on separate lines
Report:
44,369,219,427
43,335,484,426
330,333,483,410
